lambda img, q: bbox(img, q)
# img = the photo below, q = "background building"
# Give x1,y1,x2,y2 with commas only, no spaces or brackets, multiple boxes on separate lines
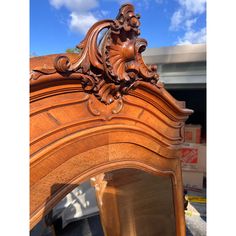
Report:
143,44,206,141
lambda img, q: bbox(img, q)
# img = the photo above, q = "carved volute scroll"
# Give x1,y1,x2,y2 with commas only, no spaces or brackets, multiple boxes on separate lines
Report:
30,4,160,104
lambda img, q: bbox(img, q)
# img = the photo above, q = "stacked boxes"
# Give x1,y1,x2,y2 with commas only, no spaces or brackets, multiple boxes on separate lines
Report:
184,124,202,144
180,125,206,189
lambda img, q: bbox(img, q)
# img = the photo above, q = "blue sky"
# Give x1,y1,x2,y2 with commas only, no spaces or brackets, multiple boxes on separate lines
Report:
30,0,206,56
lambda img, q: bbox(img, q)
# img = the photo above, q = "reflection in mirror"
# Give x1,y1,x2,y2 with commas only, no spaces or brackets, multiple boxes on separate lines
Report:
92,168,176,236
30,168,175,236
30,181,105,236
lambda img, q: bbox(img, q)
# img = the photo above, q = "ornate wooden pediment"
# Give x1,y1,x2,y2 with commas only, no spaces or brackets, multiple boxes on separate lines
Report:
30,4,160,105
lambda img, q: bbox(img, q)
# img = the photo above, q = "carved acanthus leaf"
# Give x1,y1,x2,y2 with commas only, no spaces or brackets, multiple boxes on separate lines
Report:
30,4,160,105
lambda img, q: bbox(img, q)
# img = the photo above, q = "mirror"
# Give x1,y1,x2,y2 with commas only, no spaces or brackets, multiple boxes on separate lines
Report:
31,168,175,236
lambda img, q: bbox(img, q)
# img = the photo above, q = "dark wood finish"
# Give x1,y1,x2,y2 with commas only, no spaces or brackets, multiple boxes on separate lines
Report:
30,4,193,235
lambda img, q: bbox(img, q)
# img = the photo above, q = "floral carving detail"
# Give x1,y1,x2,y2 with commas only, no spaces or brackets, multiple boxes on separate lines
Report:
30,4,159,105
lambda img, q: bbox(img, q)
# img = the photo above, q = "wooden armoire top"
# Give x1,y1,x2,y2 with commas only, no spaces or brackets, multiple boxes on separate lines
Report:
30,4,192,114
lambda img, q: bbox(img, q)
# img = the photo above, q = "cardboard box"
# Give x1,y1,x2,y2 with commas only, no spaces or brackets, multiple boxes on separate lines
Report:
180,143,206,190
180,143,206,172
182,171,204,189
184,124,201,143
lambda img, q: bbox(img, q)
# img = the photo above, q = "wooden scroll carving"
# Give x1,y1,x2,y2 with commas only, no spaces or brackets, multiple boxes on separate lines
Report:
30,4,160,105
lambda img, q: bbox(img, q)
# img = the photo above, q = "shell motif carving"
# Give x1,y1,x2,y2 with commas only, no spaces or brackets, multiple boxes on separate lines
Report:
30,4,160,105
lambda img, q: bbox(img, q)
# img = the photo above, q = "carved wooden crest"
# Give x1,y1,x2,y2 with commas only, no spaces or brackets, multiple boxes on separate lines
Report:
30,4,160,105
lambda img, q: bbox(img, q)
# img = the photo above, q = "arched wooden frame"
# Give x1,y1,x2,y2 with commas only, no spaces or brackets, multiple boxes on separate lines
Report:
30,4,192,236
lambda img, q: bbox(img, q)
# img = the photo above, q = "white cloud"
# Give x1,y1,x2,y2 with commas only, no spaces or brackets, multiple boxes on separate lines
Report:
169,0,206,45
69,12,98,34
170,10,183,31
177,27,206,45
179,0,206,15
49,0,99,35
49,0,98,12
170,0,206,31
185,18,197,30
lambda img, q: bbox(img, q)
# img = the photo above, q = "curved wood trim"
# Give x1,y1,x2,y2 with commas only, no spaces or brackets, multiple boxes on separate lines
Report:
31,116,182,149
30,124,178,166
30,85,84,102
30,75,192,117
30,94,90,117
123,97,183,127
129,88,192,119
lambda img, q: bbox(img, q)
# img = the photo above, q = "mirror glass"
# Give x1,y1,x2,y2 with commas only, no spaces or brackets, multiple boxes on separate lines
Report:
31,168,175,236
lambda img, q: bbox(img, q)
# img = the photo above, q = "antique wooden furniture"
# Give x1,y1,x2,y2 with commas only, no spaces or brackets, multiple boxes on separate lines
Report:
30,4,193,235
